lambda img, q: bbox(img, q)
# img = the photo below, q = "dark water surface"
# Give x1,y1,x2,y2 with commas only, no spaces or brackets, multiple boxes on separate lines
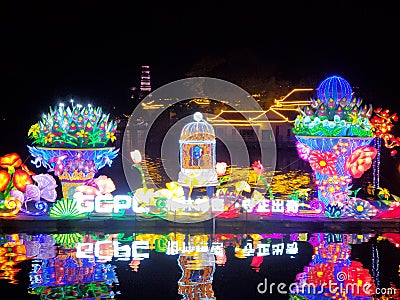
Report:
1,230,400,299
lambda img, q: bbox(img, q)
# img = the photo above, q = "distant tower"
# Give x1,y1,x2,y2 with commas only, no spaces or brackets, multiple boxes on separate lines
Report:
139,65,151,100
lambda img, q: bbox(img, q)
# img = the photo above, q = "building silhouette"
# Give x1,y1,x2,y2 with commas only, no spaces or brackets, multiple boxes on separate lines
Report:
116,65,152,149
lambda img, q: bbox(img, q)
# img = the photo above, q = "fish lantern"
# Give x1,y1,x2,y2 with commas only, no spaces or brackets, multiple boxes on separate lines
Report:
178,112,218,198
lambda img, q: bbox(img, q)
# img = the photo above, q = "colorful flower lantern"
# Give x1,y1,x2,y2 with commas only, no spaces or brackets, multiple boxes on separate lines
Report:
0,152,58,216
177,112,218,199
177,251,216,299
292,234,376,299
27,103,119,199
0,234,27,284
293,75,377,206
29,255,118,298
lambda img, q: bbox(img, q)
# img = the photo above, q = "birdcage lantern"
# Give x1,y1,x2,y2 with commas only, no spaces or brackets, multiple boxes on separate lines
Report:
178,112,218,194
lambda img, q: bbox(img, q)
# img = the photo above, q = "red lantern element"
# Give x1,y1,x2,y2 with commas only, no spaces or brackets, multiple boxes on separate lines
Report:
345,146,377,178
0,170,11,192
341,261,376,297
0,153,22,169
376,202,400,219
309,150,338,175
304,263,335,286
215,206,240,219
21,164,35,176
391,150,397,157
252,160,264,175
12,169,33,192
382,233,400,247
250,255,264,272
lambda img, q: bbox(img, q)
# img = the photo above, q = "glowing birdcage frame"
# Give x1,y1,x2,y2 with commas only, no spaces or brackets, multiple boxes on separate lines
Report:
178,112,218,188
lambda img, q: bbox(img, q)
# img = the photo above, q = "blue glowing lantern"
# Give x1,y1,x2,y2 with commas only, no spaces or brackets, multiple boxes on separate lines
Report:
178,112,218,195
317,75,353,106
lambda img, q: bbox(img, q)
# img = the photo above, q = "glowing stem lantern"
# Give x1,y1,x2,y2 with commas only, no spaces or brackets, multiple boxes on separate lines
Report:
28,146,119,199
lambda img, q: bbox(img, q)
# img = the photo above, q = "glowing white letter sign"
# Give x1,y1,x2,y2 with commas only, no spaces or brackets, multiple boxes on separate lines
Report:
76,240,150,261
74,192,134,214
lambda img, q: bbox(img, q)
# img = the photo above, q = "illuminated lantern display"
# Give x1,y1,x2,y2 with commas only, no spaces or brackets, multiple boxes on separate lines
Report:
293,75,377,206
29,255,118,298
177,250,216,299
292,233,376,299
0,152,58,216
23,233,58,259
178,112,218,199
0,153,24,216
28,233,118,299
27,102,119,199
0,233,27,284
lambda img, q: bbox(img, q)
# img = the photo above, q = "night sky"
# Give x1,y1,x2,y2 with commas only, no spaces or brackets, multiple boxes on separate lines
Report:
2,1,399,156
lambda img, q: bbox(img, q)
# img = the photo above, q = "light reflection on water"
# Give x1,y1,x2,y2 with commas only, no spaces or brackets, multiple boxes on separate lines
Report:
142,156,315,196
113,148,374,200
270,170,314,195
2,231,400,299
134,146,377,202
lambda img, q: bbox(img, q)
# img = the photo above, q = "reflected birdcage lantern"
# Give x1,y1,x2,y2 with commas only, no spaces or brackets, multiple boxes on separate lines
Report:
178,112,218,198
177,251,216,299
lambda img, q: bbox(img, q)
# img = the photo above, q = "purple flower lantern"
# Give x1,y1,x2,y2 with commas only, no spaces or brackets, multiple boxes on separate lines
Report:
28,146,118,199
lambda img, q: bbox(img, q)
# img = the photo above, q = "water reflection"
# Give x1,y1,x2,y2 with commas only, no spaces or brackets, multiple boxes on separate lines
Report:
178,251,216,299
291,233,376,298
138,155,315,198
1,231,400,299
26,233,118,298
